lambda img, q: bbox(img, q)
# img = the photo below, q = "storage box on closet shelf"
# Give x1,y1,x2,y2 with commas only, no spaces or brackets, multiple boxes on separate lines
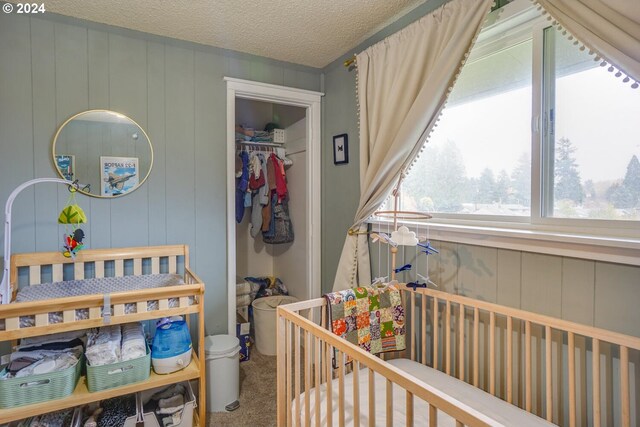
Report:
269,128,285,144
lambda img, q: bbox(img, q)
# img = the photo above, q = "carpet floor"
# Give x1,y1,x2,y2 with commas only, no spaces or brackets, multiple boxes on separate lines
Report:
207,350,277,427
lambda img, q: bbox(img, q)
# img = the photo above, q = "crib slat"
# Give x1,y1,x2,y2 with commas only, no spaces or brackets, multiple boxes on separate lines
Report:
63,310,74,323
507,316,513,403
445,300,451,375
151,257,160,274
621,345,629,427
338,351,345,427
433,297,439,370
386,379,392,427
458,304,464,381
89,307,101,319
287,322,292,427
473,307,479,387
159,299,169,310
525,320,532,412
52,264,63,282
304,331,311,427
326,343,333,427
5,318,19,331
406,391,414,427
546,325,553,423
168,256,177,274
113,304,125,317
351,361,359,427
429,404,437,427
29,265,41,285
369,369,375,427
35,313,48,327
315,337,321,427
137,301,147,314
94,261,104,278
295,326,301,427
568,331,576,427
456,421,464,427
421,295,427,365
74,262,84,280
133,258,142,276
411,292,416,361
321,308,328,387
592,338,600,427
115,259,124,277
489,311,495,395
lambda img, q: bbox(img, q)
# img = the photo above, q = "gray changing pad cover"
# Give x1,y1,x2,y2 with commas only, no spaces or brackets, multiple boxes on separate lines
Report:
15,274,184,302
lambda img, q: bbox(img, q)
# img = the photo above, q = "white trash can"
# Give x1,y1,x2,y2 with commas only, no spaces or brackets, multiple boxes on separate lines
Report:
251,295,298,356
205,334,240,412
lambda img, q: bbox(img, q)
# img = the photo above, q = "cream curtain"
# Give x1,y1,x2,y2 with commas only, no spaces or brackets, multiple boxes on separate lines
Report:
332,0,493,291
533,0,640,84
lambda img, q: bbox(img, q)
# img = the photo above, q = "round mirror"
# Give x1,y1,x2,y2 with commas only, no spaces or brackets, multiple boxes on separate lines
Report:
52,110,153,198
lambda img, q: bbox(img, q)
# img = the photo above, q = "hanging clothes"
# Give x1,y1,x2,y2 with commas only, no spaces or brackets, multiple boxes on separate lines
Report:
270,153,288,202
235,151,250,223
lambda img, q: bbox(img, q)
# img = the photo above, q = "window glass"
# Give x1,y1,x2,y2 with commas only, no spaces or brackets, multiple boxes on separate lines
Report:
401,40,532,215
545,28,640,220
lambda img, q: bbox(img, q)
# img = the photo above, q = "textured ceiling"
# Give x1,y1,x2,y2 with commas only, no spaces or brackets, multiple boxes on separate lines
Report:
38,0,425,68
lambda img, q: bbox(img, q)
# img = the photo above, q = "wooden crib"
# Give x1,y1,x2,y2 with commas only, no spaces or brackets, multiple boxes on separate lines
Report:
277,286,640,427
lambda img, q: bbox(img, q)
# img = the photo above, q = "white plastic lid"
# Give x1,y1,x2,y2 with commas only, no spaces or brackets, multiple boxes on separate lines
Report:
205,334,240,357
251,295,298,311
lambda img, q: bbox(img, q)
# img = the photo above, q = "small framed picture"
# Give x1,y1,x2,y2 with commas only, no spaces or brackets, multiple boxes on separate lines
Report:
54,155,75,181
100,156,139,196
333,134,349,165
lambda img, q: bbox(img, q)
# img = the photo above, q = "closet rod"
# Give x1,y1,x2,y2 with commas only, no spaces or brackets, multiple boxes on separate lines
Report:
236,141,284,148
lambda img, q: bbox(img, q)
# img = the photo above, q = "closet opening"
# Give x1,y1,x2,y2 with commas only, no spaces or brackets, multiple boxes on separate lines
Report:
224,78,322,336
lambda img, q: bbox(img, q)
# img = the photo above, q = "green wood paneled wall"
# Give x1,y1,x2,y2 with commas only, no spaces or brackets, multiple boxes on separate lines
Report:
0,12,321,334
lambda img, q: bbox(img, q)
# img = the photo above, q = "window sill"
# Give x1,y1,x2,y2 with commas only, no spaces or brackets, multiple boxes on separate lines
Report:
369,219,640,266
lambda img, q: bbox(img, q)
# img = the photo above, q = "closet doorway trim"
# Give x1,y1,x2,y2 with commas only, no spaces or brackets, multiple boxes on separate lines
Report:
224,77,323,335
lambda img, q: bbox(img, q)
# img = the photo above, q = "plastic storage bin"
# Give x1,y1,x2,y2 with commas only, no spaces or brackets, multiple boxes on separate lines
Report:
0,354,83,408
205,334,240,412
86,344,151,392
252,295,298,356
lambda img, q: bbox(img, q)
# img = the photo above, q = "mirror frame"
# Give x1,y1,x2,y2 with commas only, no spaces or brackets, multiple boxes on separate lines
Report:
52,109,154,198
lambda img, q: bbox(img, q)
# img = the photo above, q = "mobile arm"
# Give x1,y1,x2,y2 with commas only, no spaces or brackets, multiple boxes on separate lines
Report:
1,178,75,304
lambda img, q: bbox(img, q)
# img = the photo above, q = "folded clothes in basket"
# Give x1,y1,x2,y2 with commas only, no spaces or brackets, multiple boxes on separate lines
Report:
143,383,188,427
3,335,84,379
86,322,146,366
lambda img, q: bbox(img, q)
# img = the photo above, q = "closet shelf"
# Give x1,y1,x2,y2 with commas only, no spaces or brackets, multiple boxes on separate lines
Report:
0,354,201,424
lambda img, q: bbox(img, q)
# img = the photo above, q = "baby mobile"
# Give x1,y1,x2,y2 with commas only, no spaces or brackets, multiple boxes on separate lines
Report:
369,187,439,290
58,184,87,258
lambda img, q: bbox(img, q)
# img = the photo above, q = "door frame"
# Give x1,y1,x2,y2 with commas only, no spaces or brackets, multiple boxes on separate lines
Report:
224,77,323,334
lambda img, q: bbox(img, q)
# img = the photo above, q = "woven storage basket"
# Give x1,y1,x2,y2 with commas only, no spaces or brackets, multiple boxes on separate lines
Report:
0,355,83,408
86,345,150,392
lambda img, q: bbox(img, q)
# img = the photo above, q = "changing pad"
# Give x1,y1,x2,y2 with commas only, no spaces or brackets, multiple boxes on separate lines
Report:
13,274,189,328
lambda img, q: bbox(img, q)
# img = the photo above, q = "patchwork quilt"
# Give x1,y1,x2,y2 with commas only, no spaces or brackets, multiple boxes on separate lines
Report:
324,283,405,356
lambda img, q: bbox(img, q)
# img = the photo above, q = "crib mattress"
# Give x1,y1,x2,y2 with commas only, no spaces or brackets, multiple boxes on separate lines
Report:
13,274,188,328
297,358,555,427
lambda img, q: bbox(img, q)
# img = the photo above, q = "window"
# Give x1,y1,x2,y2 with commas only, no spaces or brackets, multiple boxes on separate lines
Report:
399,0,640,234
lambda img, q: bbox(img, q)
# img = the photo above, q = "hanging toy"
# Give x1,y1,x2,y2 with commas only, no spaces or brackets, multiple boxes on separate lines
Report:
63,229,85,258
58,184,87,258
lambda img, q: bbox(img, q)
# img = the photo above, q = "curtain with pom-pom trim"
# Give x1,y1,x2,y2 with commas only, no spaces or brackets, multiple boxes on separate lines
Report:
332,0,493,291
531,0,640,87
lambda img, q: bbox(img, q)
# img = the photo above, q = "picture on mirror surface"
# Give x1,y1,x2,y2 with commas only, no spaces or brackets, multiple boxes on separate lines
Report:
55,155,75,181
100,156,139,196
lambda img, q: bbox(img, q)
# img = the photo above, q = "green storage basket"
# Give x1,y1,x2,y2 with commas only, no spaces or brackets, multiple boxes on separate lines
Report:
86,345,150,392
0,355,83,408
